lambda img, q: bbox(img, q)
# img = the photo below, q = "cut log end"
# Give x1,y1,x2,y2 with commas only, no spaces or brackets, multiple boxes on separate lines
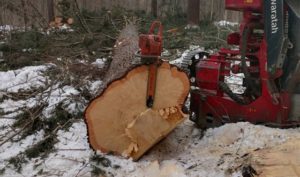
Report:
85,61,190,160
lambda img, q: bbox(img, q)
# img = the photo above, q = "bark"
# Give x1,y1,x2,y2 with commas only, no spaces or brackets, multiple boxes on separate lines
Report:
248,138,300,177
103,23,139,91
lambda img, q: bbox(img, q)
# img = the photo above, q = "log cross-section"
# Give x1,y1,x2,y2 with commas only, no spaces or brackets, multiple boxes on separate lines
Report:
85,61,190,160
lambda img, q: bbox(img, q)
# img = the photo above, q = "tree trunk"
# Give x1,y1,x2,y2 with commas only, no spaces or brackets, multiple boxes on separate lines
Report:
0,0,3,26
151,0,158,18
21,0,28,31
210,0,214,21
187,0,200,25
85,62,190,160
47,0,54,23
102,23,139,92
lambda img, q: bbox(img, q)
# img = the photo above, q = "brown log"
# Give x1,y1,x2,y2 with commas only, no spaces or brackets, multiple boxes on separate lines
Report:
67,18,74,25
95,23,139,95
55,16,63,24
104,23,139,84
85,61,190,160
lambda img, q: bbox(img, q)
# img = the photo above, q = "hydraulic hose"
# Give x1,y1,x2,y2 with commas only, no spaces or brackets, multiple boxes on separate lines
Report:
240,26,260,97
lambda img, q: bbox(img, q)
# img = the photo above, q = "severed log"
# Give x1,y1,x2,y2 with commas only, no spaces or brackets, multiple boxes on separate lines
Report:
85,61,190,160
246,138,300,177
95,23,139,95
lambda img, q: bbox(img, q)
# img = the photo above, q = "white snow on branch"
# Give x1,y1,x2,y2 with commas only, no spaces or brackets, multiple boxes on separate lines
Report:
214,20,239,27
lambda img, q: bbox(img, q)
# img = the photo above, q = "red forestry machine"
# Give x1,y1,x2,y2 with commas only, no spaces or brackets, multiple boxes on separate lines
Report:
186,0,300,128
85,0,300,159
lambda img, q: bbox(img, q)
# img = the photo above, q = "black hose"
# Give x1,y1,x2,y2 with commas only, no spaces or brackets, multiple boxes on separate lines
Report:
240,26,260,97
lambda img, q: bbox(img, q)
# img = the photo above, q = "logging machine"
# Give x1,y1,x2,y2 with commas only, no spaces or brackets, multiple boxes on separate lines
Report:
184,0,300,127
85,0,300,160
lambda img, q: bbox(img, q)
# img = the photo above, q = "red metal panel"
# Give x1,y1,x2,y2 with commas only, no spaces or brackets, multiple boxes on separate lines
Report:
189,0,300,127
225,0,263,12
196,60,221,90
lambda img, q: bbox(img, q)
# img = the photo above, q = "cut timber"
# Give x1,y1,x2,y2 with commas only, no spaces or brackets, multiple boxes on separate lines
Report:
67,18,74,25
95,23,139,95
54,16,63,24
249,138,300,177
85,61,190,160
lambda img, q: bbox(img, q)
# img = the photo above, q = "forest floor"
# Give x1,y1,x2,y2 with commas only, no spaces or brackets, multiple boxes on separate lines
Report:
1,9,300,177
1,62,300,177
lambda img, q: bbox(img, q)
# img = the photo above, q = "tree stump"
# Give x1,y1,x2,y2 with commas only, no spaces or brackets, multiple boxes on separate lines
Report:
85,61,190,160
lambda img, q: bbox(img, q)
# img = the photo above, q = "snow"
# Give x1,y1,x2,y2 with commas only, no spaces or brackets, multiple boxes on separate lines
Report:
0,130,45,159
2,120,284,177
0,65,51,93
134,160,187,177
0,64,87,118
71,121,298,177
0,65,100,176
41,122,92,177
89,80,103,95
1,49,300,177
0,25,13,32
92,58,107,69
118,121,299,177
41,84,83,118
1,90,300,176
215,21,239,27
47,24,75,33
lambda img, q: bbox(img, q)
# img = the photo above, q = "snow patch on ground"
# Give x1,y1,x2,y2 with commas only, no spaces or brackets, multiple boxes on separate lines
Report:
0,64,105,176
0,64,88,119
1,53,300,177
125,121,300,177
0,130,45,160
134,160,187,177
92,58,107,69
0,25,14,32
73,121,300,177
1,105,300,177
215,20,239,27
1,122,91,177
0,65,51,93
88,80,103,96
41,84,83,118
39,122,92,177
